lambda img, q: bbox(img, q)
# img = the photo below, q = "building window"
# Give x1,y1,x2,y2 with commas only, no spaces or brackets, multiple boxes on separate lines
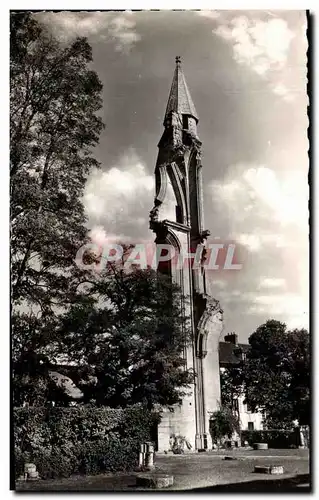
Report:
233,398,239,413
246,394,253,412
183,115,188,129
247,401,253,412
248,422,254,431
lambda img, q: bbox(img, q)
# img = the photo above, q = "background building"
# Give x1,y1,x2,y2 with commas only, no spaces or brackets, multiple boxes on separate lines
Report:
219,333,263,432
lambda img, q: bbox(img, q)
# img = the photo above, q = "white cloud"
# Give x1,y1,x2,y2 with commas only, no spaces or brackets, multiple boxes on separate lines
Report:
211,165,308,234
248,293,308,330
236,233,262,252
259,277,286,289
244,167,308,229
209,163,308,330
196,11,221,20
211,279,227,289
235,232,287,252
89,226,134,247
83,150,153,242
213,16,294,76
36,12,140,52
204,12,300,102
108,15,141,52
273,83,295,102
158,177,177,221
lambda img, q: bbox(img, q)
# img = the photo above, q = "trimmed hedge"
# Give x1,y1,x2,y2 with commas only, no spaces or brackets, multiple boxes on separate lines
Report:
241,429,300,449
14,405,158,479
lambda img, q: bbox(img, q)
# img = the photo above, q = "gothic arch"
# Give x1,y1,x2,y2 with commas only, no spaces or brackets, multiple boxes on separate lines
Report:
188,149,203,235
168,162,188,224
165,228,183,289
154,165,167,205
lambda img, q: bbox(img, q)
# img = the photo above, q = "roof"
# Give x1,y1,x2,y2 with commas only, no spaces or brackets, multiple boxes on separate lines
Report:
164,57,199,123
219,342,250,366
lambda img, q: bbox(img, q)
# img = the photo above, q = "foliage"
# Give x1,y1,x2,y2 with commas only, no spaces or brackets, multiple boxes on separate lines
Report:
209,407,240,446
241,429,300,449
16,446,78,479
10,12,104,405
76,438,139,475
243,320,310,428
58,266,194,410
10,13,192,413
11,11,103,306
220,366,244,417
14,405,158,478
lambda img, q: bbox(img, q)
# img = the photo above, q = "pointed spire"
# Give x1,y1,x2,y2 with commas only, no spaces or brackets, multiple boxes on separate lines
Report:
164,56,199,124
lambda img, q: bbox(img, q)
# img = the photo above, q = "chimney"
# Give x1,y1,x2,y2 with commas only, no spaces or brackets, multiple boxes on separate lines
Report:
224,333,238,345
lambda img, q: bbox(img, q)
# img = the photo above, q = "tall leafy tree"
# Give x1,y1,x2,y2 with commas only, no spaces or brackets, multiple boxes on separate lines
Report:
58,266,194,410
10,12,104,403
244,320,310,428
220,366,244,419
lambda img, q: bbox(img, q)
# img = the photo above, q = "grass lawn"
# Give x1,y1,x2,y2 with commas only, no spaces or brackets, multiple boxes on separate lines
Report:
155,448,310,491
15,448,310,492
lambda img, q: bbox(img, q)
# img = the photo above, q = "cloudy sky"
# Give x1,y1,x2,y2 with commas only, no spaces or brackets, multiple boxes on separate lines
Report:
36,10,308,341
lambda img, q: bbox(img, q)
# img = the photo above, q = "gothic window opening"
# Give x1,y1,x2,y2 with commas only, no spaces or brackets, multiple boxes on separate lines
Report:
197,331,208,358
158,248,172,278
183,115,188,130
247,399,253,413
175,204,183,224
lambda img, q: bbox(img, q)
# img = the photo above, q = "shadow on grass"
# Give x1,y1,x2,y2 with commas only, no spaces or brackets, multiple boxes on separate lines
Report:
15,475,138,492
187,474,311,493
15,473,311,493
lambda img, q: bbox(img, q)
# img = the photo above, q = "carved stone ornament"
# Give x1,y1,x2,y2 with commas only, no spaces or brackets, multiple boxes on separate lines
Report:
200,229,211,243
197,296,223,357
149,204,159,223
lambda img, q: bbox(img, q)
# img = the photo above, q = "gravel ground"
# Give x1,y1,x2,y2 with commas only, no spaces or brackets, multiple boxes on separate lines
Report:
15,448,310,492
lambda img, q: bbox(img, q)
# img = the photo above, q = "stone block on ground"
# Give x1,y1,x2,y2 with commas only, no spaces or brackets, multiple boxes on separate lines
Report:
254,465,284,475
28,471,39,479
136,473,174,489
24,463,36,473
253,442,268,450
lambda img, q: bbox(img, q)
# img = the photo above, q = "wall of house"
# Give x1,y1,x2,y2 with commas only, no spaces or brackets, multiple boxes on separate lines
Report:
238,395,264,431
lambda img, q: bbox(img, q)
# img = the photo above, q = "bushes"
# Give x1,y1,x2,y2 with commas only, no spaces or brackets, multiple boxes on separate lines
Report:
241,429,300,449
76,437,138,475
14,405,158,479
209,407,240,446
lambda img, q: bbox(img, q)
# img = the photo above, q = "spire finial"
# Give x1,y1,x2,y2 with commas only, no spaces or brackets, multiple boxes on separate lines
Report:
164,55,198,124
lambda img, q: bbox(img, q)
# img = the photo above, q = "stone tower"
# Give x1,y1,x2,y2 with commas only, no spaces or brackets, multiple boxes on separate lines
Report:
150,57,224,451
